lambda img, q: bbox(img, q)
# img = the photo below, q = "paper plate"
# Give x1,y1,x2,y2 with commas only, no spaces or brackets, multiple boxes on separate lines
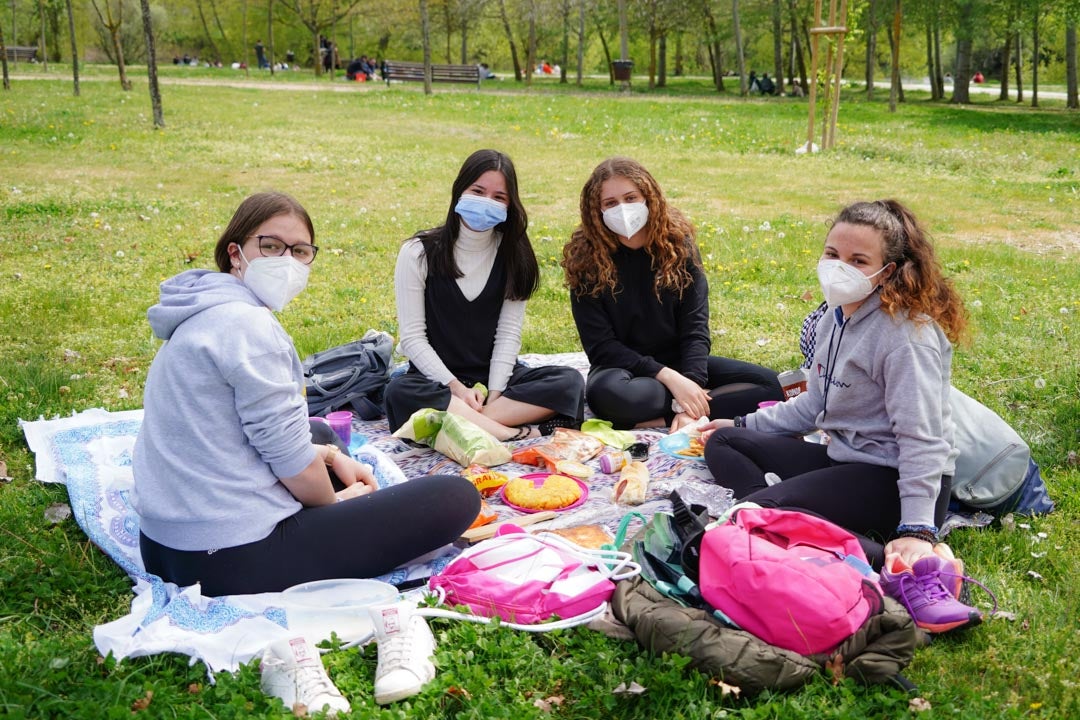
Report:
500,472,589,514
658,433,707,462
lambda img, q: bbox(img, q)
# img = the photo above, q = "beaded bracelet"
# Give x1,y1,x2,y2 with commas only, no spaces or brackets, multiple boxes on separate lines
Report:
896,523,938,544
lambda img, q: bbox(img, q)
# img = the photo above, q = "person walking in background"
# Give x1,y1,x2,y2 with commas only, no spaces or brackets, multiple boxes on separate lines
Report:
698,199,984,634
255,39,268,69
384,149,585,441
561,157,782,431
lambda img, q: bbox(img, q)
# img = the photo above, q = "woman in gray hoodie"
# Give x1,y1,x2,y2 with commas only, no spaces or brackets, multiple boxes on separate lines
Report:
699,200,983,634
133,192,479,597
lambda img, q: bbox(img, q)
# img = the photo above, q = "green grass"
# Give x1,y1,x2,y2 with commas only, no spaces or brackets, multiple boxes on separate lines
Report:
1,72,1079,718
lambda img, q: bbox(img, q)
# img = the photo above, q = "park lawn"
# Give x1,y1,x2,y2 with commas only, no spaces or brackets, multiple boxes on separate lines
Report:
0,76,1078,719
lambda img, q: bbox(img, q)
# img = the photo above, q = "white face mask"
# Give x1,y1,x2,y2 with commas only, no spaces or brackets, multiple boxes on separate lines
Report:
817,258,889,308
602,202,649,239
238,247,310,311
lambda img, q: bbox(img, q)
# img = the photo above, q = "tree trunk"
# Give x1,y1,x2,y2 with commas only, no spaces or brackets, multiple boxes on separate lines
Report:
1,23,10,91
267,0,275,77
195,0,223,64
111,26,132,90
1031,7,1039,108
139,0,164,126
732,0,746,95
575,0,584,85
461,17,468,64
420,0,432,94
596,18,613,84
950,1,976,104
790,0,807,94
497,0,522,82
925,21,937,100
675,31,683,76
443,0,451,64
241,0,248,77
767,0,781,94
38,0,48,72
866,0,878,98
1067,22,1077,109
560,0,569,83
703,2,724,91
1015,31,1023,102
647,26,656,89
888,0,901,112
65,0,79,96
933,15,943,98
999,24,1012,100
525,0,536,87
658,32,667,88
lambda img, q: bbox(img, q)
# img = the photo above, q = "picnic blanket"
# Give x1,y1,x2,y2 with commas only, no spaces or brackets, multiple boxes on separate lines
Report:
18,352,730,676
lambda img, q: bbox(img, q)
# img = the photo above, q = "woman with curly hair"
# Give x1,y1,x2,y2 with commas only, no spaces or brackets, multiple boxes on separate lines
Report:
698,199,983,633
385,149,585,441
562,157,782,430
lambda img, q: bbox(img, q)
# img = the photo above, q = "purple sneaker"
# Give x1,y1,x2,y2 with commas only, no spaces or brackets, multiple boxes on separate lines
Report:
880,553,983,633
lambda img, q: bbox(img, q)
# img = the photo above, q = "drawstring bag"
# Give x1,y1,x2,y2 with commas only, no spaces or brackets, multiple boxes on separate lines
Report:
425,528,639,631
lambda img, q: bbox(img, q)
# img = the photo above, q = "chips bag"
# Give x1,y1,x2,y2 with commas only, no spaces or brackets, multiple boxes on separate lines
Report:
393,408,511,467
463,464,510,497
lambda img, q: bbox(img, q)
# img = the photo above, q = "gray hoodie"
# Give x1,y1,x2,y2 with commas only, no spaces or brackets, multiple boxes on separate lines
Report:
133,269,314,551
747,292,957,529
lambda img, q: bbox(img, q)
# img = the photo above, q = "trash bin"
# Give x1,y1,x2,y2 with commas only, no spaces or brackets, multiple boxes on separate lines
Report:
612,60,633,82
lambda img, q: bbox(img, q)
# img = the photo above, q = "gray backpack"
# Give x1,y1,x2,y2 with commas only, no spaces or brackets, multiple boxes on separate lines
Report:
302,329,393,420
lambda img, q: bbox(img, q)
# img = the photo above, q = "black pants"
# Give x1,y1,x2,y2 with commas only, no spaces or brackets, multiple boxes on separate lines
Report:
139,423,480,596
703,427,951,568
586,356,783,429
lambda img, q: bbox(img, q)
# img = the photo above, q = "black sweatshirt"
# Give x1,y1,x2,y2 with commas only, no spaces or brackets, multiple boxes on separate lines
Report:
569,242,711,386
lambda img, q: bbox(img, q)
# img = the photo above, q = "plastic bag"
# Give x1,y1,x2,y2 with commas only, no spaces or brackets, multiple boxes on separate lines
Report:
511,428,603,471
392,408,511,467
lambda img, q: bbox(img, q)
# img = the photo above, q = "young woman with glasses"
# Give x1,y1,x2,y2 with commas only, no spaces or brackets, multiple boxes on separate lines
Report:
132,192,479,596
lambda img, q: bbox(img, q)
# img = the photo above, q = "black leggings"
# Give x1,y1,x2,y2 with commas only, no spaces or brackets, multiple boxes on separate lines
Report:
703,427,950,568
586,356,783,429
139,423,480,596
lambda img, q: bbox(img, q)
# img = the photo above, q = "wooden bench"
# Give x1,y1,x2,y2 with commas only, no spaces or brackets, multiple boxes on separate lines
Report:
383,60,480,88
4,46,39,62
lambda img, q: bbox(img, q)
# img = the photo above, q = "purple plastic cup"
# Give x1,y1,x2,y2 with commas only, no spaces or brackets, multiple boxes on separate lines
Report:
758,400,780,409
325,410,353,445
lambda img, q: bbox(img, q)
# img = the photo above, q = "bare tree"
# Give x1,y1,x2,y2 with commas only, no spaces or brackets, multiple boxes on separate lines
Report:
194,0,224,64
89,0,132,90
888,0,902,112
421,0,432,94
138,0,163,126
65,0,80,95
496,0,523,81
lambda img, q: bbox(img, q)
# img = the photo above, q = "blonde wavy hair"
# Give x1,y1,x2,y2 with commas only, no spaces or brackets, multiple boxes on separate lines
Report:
561,157,699,299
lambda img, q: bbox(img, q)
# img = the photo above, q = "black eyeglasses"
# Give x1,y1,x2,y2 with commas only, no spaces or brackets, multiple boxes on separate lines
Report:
250,235,319,265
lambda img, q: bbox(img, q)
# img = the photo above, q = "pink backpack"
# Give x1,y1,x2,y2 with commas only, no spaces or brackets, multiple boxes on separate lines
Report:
696,507,882,655
428,529,639,628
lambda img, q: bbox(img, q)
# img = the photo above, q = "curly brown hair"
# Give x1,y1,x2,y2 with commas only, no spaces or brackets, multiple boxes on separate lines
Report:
561,157,699,299
833,200,968,344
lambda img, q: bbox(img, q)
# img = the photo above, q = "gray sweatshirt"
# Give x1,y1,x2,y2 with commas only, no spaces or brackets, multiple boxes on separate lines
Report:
133,269,314,551
747,292,957,528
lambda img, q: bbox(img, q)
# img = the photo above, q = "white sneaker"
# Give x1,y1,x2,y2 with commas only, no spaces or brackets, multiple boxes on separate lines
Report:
368,601,436,704
259,636,350,716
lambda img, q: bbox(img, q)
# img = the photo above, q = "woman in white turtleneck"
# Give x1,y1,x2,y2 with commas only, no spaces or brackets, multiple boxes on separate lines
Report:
384,149,585,441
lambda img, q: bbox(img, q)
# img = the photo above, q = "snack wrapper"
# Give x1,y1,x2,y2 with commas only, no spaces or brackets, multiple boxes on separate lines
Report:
463,464,510,497
392,408,511,467
467,499,499,530
613,461,650,505
511,428,603,472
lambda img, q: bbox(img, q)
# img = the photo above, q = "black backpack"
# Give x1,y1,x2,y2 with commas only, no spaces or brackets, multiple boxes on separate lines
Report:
302,330,393,420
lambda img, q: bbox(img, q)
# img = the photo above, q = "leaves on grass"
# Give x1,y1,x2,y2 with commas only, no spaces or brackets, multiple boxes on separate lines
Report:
825,654,845,685
707,677,741,697
44,503,71,524
909,697,932,712
131,690,153,711
612,681,646,695
532,695,564,712
0,459,11,482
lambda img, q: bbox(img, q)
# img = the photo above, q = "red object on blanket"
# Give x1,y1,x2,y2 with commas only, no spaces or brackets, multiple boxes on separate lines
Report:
510,428,603,472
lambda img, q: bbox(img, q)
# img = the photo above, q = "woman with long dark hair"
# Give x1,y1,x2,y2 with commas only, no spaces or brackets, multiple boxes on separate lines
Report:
385,149,584,440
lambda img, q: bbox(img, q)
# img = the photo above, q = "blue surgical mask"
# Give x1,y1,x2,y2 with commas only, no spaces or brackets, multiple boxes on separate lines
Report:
455,195,508,231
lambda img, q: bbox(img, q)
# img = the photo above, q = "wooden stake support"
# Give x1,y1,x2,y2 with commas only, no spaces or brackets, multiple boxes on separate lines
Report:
804,0,850,152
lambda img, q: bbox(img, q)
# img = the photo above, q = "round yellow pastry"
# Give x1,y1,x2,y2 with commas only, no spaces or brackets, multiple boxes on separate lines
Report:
504,474,582,510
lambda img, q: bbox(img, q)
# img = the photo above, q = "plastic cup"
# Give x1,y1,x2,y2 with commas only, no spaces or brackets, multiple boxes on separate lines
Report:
326,410,353,445
758,400,780,409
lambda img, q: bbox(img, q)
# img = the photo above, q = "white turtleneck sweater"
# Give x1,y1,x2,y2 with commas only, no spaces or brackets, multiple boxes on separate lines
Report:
394,222,526,393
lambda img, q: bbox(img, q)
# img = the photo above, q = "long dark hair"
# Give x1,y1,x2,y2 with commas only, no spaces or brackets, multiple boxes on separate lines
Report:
413,149,539,301
213,192,313,272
